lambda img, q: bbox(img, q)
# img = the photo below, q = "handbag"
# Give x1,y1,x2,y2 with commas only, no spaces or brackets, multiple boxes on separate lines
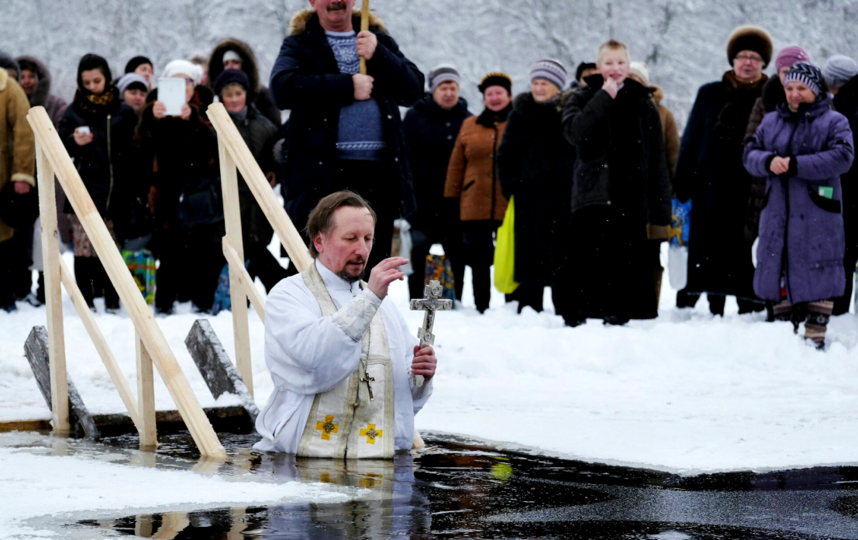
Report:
667,197,691,291
494,196,519,294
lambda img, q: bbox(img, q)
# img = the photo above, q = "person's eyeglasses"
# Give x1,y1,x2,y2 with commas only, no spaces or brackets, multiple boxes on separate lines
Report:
735,55,763,64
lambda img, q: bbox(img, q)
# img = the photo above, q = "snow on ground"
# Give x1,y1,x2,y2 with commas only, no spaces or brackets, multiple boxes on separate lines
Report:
0,432,358,539
1,248,858,473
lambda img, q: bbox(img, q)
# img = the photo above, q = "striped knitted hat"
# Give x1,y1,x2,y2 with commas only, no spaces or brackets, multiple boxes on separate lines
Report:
427,64,460,92
784,62,827,96
529,58,567,91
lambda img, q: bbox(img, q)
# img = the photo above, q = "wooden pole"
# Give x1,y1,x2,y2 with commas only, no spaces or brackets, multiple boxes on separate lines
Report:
59,257,141,429
35,141,69,433
359,0,370,75
27,107,225,460
208,103,312,273
136,332,157,449
223,237,266,322
218,139,254,397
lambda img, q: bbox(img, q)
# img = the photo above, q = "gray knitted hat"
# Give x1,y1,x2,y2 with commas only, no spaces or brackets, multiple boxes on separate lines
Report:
822,54,858,90
427,65,460,92
530,58,566,91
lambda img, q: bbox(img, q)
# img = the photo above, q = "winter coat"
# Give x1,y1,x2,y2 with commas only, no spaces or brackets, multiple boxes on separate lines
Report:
16,56,68,128
674,71,768,299
137,99,220,235
744,95,854,303
743,77,786,242
270,9,423,234
497,91,574,286
209,39,281,127
833,75,858,249
652,86,679,177
0,69,35,243
233,104,278,245
561,74,671,229
58,87,138,222
444,106,510,222
403,94,471,231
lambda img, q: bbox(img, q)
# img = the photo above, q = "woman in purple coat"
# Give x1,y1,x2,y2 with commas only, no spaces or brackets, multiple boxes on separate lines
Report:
744,62,854,348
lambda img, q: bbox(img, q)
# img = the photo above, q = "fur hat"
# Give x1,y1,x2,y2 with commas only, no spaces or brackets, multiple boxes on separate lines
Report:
784,62,827,97
727,25,773,68
478,72,512,94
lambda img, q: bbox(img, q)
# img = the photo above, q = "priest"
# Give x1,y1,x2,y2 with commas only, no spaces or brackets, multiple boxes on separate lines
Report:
254,191,437,458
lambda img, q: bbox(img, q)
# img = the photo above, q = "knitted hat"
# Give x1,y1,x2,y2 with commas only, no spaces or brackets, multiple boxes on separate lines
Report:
478,72,512,94
162,59,203,86
629,61,650,86
575,61,596,82
727,25,773,68
427,64,460,92
0,51,21,80
117,73,148,95
784,62,827,97
222,50,241,65
822,54,858,90
125,55,153,74
775,46,811,73
214,68,250,95
530,58,566,91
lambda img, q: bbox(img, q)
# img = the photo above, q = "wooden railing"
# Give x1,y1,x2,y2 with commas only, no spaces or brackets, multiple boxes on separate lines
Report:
27,106,226,459
207,102,313,396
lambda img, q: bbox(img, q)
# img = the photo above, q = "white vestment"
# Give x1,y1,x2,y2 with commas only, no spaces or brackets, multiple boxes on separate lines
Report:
254,259,432,454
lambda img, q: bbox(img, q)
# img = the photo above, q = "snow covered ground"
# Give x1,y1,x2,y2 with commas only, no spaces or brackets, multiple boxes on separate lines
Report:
1,248,858,474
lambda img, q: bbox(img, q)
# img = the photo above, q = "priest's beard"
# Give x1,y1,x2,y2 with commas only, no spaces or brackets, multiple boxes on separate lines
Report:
337,258,367,283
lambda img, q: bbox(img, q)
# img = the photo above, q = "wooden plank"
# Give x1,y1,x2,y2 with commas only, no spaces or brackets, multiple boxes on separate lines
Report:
208,103,313,272
24,326,99,438
184,319,259,423
0,419,52,432
35,142,69,433
360,0,370,74
136,332,157,449
59,257,141,429
222,237,266,322
218,140,253,397
27,107,226,460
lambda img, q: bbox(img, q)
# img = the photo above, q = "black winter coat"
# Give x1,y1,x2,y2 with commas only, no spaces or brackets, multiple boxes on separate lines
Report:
833,75,858,247
498,92,575,286
561,75,671,227
270,10,424,232
58,90,139,222
403,94,471,231
674,72,767,299
234,105,278,245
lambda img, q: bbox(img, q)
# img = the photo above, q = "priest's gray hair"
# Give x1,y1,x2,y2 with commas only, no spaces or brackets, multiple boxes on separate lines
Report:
306,190,378,258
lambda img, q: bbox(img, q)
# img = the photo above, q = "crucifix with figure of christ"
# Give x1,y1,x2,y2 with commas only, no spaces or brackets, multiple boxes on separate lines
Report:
410,280,452,387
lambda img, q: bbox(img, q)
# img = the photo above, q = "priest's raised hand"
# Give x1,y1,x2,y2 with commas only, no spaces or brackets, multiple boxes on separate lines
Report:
368,256,408,299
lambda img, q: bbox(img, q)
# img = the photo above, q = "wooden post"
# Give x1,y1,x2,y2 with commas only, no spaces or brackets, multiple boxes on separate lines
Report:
27,107,226,460
218,139,253,397
359,0,370,75
223,237,266,322
136,332,157,449
35,141,69,433
207,103,312,273
59,257,140,429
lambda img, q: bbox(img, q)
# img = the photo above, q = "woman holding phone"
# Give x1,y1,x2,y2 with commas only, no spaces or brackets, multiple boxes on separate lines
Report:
58,54,138,312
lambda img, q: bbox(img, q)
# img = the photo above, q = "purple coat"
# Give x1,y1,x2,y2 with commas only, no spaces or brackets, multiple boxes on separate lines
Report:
744,95,854,303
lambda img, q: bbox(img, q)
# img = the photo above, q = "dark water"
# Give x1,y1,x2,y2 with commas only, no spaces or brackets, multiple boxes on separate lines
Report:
76,431,858,539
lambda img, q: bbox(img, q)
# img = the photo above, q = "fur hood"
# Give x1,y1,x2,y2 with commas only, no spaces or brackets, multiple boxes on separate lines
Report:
650,85,664,106
289,8,387,36
15,55,52,107
209,38,262,95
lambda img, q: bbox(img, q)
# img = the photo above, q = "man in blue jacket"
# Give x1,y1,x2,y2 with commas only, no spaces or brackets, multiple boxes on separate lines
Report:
270,0,424,273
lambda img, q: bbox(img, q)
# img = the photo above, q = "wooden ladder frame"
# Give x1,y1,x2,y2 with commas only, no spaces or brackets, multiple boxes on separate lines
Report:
27,106,226,459
207,103,313,397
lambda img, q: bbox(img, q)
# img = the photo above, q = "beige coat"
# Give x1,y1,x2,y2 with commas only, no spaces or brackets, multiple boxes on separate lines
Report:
0,69,36,243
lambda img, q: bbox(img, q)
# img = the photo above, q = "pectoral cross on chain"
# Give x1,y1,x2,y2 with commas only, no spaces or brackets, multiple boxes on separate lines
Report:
409,280,452,387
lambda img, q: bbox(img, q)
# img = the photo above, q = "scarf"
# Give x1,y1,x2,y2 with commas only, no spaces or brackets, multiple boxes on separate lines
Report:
73,85,119,117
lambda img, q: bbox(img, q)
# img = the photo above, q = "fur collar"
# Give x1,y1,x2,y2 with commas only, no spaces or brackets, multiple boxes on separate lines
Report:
289,8,387,36
0,69,7,92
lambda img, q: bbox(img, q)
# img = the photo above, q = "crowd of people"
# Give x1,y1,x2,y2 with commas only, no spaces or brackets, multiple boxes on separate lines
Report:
0,5,856,348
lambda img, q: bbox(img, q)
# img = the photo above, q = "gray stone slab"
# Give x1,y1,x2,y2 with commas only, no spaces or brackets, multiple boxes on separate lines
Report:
184,319,259,424
24,326,100,439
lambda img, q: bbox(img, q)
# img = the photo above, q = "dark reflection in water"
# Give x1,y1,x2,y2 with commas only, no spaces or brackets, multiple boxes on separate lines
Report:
77,432,858,539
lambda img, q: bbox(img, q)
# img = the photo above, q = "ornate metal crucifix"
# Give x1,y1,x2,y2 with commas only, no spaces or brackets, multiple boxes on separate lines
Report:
409,280,452,387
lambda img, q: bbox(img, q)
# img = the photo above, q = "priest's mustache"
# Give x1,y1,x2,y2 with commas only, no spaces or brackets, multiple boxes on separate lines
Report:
328,2,347,11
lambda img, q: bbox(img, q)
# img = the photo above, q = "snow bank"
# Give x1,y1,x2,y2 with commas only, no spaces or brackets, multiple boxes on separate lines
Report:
1,250,857,472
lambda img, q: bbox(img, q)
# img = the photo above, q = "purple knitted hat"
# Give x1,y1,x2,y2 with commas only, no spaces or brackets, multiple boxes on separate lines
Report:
775,46,811,73
784,62,826,96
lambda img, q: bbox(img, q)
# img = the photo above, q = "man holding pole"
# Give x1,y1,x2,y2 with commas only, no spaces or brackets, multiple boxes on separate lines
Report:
270,0,424,273
254,191,437,457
